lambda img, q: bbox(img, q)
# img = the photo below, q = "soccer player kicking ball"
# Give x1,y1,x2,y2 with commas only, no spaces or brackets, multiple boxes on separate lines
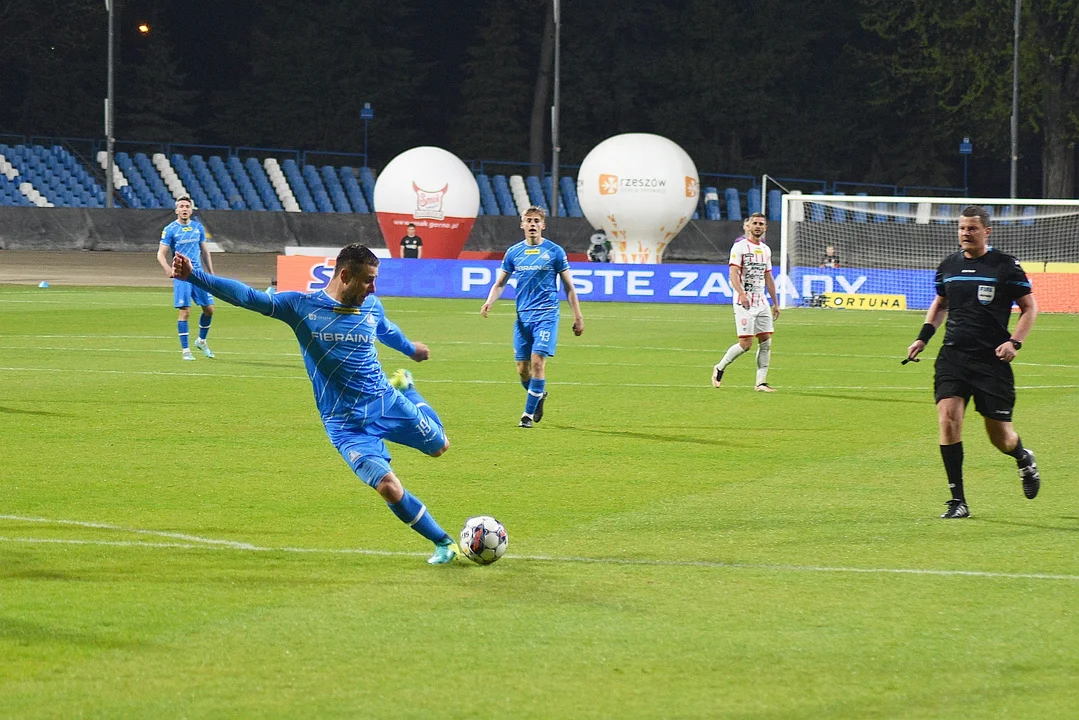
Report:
173,244,460,564
712,213,780,391
480,206,584,428
906,205,1040,519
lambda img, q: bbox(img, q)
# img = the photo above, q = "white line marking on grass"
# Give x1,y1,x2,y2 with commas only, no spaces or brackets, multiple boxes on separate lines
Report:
3,515,1078,582
0,515,262,549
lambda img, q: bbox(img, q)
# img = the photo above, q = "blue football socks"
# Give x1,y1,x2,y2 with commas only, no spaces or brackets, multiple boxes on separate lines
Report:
388,489,451,544
177,320,189,350
198,313,212,341
524,378,546,416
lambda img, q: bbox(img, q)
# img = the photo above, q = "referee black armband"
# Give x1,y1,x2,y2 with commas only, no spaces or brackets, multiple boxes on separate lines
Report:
916,323,936,344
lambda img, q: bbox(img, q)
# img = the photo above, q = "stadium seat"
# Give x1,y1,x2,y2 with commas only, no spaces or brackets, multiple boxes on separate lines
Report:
476,174,500,215
559,176,583,218
339,167,369,213
492,175,517,215
524,175,548,210
281,159,317,212
508,175,531,215
703,187,721,220
747,188,761,216
767,189,782,221
542,176,567,216
320,165,352,212
724,188,742,221
853,193,869,223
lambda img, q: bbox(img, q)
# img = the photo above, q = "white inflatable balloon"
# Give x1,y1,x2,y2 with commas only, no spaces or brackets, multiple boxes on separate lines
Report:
577,134,699,264
373,147,479,259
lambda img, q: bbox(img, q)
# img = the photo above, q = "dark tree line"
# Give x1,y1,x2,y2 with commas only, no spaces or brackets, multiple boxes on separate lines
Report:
1,0,1076,197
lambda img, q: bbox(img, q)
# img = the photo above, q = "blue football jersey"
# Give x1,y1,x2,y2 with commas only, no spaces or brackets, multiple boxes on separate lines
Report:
500,238,569,323
186,270,417,442
161,220,207,271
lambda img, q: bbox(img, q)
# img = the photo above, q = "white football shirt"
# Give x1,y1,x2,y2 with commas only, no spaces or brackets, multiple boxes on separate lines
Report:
729,236,773,308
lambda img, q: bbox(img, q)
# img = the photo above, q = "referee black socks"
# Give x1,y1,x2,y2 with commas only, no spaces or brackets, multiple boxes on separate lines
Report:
1004,436,1028,462
940,442,965,502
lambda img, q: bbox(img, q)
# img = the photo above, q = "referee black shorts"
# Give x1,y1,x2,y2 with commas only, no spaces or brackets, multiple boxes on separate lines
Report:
934,345,1016,421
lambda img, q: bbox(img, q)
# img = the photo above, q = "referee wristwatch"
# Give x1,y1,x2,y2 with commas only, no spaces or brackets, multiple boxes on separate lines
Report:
1009,339,1023,350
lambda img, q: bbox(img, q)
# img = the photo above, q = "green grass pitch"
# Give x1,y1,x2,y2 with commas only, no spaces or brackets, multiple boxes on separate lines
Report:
1,285,1077,719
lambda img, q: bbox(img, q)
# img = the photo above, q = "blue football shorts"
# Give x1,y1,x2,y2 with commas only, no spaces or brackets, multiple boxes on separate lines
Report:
514,315,560,361
333,391,447,488
173,278,214,309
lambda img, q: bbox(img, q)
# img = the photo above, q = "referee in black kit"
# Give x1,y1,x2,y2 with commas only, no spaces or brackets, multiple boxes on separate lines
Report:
905,204,1040,519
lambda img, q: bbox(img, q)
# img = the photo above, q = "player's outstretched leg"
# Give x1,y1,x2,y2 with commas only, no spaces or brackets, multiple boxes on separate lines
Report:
372,466,458,564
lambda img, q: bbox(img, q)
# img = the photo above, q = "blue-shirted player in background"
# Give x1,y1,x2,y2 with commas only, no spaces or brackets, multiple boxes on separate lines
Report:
157,196,216,360
481,206,584,428
172,244,460,564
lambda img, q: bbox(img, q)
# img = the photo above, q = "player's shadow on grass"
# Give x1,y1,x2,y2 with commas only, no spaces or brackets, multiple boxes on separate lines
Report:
979,517,1079,533
787,391,923,405
550,424,749,447
0,405,65,417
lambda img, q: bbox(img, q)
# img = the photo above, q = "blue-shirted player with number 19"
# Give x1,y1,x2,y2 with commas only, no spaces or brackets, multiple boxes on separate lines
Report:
481,206,584,428
172,244,460,564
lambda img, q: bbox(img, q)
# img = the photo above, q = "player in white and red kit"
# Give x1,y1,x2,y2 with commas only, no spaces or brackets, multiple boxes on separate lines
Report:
712,213,781,391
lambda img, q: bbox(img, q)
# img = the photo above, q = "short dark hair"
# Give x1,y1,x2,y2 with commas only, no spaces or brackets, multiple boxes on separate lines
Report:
176,196,192,206
746,212,766,221
334,243,380,278
407,223,416,229
960,205,990,227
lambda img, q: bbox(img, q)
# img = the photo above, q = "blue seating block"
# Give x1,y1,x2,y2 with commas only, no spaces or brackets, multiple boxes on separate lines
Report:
476,174,499,216
559,176,583,218
703,187,721,220
492,175,516,215
724,188,742,221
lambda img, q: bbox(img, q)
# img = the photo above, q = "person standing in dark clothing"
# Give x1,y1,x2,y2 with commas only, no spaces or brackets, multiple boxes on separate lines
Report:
400,224,423,259
905,205,1040,519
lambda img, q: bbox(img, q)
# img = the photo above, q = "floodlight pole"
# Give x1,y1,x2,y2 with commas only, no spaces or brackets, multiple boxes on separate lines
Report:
549,0,561,217
105,0,115,208
1010,0,1020,198
361,103,374,168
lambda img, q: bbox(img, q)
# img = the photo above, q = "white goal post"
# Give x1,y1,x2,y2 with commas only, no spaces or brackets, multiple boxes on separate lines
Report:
778,194,1079,313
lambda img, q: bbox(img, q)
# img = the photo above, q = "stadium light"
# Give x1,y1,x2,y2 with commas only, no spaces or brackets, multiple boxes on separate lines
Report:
549,0,561,217
361,102,374,168
104,0,115,208
138,23,150,35
1010,0,1020,198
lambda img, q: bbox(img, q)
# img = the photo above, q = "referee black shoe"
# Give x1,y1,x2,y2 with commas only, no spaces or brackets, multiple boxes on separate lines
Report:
1018,449,1040,499
518,415,533,429
940,500,970,519
533,392,548,423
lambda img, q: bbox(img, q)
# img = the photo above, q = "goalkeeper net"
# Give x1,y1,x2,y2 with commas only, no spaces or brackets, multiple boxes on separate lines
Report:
779,194,1079,312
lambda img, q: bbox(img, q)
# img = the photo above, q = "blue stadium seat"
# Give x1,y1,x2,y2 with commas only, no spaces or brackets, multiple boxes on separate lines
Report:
525,175,547,210
559,176,583,218
189,155,229,209
767,189,782,221
895,202,911,224
243,158,282,211
747,188,761,216
338,167,369,213
226,156,265,211
492,175,516,215
171,154,212,210
542,176,567,216
281,159,316,212
830,192,848,223
476,174,499,215
209,155,246,210
809,192,827,222
302,165,335,212
853,193,869,223
703,187,721,220
320,166,352,212
872,202,889,223
1021,206,1036,227
135,152,173,206
724,188,742,221
358,167,376,208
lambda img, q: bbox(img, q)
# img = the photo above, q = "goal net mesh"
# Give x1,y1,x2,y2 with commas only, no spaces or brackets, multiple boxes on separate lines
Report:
779,195,1079,312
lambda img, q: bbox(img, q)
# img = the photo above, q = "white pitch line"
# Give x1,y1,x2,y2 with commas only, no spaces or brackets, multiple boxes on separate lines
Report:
2,515,1077,582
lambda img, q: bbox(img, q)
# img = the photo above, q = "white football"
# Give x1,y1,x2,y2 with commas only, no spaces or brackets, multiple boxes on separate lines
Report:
460,516,508,565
